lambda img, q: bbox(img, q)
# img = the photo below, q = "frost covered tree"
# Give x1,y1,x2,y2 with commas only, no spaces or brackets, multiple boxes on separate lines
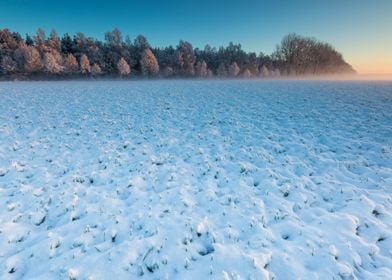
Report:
1,55,17,74
130,34,151,71
242,68,252,78
34,28,46,46
134,34,150,51
25,46,43,73
43,52,63,74
0,27,356,79
216,62,227,77
247,52,259,76
141,48,159,76
0,29,19,50
228,62,240,77
91,63,102,75
14,43,43,73
105,28,122,47
163,66,174,77
175,41,196,76
48,29,61,51
195,60,208,77
271,68,281,77
260,65,270,77
64,53,79,73
80,54,91,74
117,57,130,75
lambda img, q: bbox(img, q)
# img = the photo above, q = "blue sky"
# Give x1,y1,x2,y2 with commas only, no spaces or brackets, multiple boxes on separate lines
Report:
0,0,391,73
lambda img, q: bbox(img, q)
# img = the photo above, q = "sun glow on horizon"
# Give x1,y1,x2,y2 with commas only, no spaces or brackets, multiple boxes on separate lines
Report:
350,56,392,75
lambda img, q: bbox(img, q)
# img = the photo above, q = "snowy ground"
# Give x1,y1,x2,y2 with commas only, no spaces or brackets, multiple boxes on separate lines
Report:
0,80,391,279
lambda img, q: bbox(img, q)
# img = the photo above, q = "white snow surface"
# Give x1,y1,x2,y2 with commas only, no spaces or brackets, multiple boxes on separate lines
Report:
0,80,391,279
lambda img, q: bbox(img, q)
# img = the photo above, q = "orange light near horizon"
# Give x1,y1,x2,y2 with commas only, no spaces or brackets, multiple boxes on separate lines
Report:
354,62,392,75
347,52,392,75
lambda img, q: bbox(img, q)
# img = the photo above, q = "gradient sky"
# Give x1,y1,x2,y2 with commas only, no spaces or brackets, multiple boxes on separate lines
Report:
1,0,391,74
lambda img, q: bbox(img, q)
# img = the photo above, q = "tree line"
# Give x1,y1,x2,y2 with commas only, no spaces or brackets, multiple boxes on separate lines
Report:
0,28,355,79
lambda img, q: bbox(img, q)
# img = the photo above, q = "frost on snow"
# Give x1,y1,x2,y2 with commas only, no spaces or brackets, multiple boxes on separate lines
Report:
0,80,391,279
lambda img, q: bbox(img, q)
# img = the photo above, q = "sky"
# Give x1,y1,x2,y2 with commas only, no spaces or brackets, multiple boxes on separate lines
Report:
0,0,391,74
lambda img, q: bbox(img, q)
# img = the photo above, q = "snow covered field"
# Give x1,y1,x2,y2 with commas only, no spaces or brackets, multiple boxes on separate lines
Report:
0,80,391,279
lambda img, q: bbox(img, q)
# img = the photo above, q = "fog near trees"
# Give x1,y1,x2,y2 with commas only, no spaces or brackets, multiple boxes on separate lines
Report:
0,28,355,79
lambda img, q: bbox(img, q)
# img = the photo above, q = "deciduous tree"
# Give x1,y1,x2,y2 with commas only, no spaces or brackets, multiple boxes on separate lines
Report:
91,63,102,75
117,57,130,75
43,52,63,74
64,53,79,73
141,48,159,76
228,62,240,77
1,55,17,74
80,54,91,74
195,60,208,77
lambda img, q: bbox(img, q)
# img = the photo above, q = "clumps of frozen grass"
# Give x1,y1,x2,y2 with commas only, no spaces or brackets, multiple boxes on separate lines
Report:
68,268,78,280
31,211,47,226
127,176,145,188
110,229,117,243
1,81,391,279
72,176,85,184
7,202,17,211
0,168,8,177
49,238,61,250
195,220,216,256
239,162,254,175
122,244,166,276
150,155,164,166
7,229,28,244
329,245,339,260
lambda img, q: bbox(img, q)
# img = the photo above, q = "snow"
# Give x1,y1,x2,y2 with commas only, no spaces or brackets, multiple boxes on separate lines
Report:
0,80,391,279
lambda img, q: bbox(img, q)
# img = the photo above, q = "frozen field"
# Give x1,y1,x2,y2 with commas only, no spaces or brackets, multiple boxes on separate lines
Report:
0,80,391,279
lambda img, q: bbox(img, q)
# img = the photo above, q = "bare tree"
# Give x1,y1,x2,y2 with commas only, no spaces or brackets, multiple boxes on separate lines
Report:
274,33,355,75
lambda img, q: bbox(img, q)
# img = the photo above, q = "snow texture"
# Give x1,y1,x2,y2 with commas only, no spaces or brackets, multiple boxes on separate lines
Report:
0,80,391,279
